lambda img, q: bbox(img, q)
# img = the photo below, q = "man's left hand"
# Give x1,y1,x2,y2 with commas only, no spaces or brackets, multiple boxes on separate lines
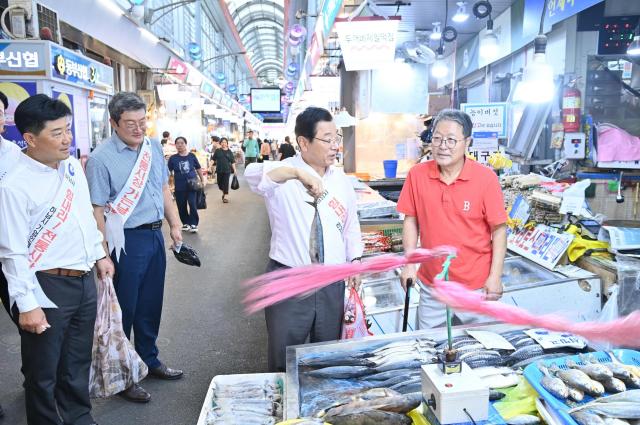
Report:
483,274,503,301
347,275,362,292
96,257,115,280
170,224,183,249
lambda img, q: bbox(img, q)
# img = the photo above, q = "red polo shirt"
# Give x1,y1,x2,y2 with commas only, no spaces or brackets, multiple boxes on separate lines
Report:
397,159,507,290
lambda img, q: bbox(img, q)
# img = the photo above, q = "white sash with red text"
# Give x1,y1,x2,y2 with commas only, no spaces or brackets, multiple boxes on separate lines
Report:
105,138,152,261
316,187,349,247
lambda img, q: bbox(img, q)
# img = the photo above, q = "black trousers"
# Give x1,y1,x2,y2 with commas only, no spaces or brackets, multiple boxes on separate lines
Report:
244,156,257,167
174,190,199,226
217,172,231,195
264,259,344,372
16,271,97,425
0,263,12,320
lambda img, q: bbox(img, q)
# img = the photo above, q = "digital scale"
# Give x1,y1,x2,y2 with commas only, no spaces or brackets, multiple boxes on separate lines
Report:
421,362,489,425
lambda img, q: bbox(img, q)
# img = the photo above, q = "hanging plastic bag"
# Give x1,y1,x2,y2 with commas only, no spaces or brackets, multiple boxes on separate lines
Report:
196,188,207,209
590,284,620,351
89,277,148,398
230,174,240,190
341,287,373,339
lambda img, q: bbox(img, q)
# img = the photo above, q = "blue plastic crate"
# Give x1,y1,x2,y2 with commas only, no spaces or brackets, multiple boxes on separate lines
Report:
523,349,640,425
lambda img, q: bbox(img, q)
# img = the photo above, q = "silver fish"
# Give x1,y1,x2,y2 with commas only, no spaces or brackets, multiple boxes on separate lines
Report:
577,402,640,419
568,386,585,402
569,357,614,381
571,411,606,425
602,377,627,393
389,377,422,394
377,373,421,388
602,353,633,380
325,410,412,425
539,363,569,400
551,364,601,395
307,200,324,264
506,414,541,425
604,419,631,425
508,345,545,364
374,359,426,373
307,365,373,379
596,389,640,404
365,368,418,382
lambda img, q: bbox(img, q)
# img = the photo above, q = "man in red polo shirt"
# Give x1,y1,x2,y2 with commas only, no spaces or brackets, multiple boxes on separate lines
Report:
397,109,507,329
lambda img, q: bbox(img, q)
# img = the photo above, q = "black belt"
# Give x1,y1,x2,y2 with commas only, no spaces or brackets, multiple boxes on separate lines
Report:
132,220,163,230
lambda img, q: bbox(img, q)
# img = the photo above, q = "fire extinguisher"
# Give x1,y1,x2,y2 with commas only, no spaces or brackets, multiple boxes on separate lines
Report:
562,79,582,132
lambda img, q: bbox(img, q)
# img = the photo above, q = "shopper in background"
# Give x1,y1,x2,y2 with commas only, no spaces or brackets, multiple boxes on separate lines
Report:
246,107,363,372
398,109,507,329
211,137,236,203
243,130,259,167
0,94,114,425
278,135,296,161
270,139,278,160
260,138,271,162
160,130,171,146
86,92,184,404
168,136,206,233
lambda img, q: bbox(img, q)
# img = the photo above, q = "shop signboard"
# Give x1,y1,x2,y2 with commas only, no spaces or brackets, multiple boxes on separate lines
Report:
201,80,215,99
50,45,114,93
334,16,400,71
0,81,37,149
167,57,188,83
462,102,508,138
320,0,343,38
51,89,77,156
468,131,499,165
522,0,603,40
0,42,46,77
507,224,574,270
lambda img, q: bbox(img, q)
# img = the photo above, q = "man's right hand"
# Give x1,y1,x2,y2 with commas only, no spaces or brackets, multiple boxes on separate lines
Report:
400,264,417,292
19,307,50,334
297,170,324,199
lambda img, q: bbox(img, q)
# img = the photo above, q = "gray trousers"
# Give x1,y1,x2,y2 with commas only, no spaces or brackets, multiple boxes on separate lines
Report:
264,259,344,372
15,271,97,425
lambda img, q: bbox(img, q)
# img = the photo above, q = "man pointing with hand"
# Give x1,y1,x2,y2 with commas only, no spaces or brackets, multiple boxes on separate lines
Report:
246,107,363,372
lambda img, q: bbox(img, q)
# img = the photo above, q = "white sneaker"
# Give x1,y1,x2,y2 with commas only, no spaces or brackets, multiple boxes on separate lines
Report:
189,225,198,233
181,224,190,231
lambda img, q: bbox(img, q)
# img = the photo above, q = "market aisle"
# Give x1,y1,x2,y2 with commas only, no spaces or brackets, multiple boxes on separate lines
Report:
0,173,271,425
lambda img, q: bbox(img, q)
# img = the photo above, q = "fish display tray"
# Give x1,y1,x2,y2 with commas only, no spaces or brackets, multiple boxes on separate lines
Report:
523,349,640,425
196,372,285,425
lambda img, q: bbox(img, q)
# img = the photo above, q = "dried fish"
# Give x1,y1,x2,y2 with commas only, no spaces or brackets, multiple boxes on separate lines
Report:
569,355,613,381
306,366,374,379
571,411,606,425
602,377,627,394
567,386,585,402
538,363,569,400
550,364,603,396
574,402,640,419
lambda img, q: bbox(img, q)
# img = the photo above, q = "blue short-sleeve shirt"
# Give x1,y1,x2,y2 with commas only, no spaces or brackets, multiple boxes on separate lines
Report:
86,132,168,229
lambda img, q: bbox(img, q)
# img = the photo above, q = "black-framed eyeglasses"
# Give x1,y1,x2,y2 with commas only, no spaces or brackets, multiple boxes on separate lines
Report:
431,136,464,148
314,134,343,146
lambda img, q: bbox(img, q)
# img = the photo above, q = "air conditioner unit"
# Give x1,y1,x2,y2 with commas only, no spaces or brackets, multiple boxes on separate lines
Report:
6,0,61,43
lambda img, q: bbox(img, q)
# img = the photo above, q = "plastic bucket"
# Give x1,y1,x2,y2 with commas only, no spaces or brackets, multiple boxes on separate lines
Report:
383,160,398,178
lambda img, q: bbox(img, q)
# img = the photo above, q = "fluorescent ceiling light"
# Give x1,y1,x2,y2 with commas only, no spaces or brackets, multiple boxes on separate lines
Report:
452,2,469,23
479,19,499,60
431,47,448,79
430,22,442,41
514,35,555,104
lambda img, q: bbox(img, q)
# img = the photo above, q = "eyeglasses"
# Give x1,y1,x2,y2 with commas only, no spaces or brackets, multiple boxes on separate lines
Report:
121,119,147,131
314,134,343,146
431,136,464,148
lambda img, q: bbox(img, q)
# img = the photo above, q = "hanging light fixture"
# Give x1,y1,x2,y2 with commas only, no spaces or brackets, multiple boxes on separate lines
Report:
430,22,442,41
431,45,448,79
452,2,469,23
479,18,499,60
627,24,640,56
514,34,555,103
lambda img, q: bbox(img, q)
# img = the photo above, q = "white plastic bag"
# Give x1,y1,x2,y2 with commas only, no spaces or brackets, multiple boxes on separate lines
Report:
590,284,619,351
89,277,148,398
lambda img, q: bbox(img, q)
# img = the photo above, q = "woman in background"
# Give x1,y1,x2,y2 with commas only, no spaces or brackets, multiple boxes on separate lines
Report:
211,137,236,203
168,136,205,232
259,138,271,163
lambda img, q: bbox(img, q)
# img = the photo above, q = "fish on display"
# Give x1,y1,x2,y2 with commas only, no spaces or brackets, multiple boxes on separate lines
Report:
300,353,375,368
389,377,422,394
482,373,520,389
375,373,421,389
306,365,374,379
569,356,614,381
600,355,633,381
365,368,417,382
506,414,541,425
604,419,632,425
550,364,604,396
490,390,506,401
602,377,627,393
571,411,607,425
567,386,585,402
325,410,412,425
574,402,640,419
322,392,422,418
511,352,573,369
373,359,425,373
595,389,640,404
507,345,545,365
538,363,569,400
473,366,519,378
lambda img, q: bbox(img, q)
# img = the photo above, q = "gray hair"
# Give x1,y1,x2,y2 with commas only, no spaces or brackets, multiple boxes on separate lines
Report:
108,92,146,123
432,109,473,139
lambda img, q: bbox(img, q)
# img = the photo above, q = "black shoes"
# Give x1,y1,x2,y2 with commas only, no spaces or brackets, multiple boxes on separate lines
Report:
118,383,151,403
149,364,184,380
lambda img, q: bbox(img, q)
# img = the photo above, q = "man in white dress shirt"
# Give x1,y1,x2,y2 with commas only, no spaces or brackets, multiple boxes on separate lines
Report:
246,107,363,372
0,94,114,425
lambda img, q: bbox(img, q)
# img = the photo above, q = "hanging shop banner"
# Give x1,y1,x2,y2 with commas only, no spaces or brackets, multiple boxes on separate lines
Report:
334,16,401,71
522,0,604,40
0,81,37,149
461,102,508,138
167,57,188,83
320,0,343,37
507,224,574,270
0,41,46,77
50,45,114,93
51,90,77,157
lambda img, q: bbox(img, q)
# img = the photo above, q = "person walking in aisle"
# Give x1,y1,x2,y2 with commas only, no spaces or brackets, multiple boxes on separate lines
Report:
259,138,272,163
211,137,236,203
243,130,259,167
86,92,184,404
0,94,114,425
0,90,24,421
246,107,363,372
168,136,206,233
278,136,296,160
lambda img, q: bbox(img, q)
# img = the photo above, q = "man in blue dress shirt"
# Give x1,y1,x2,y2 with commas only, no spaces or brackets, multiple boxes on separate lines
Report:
86,92,184,403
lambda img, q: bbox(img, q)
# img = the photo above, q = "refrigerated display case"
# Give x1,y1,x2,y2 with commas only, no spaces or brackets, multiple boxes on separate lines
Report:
361,269,419,334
